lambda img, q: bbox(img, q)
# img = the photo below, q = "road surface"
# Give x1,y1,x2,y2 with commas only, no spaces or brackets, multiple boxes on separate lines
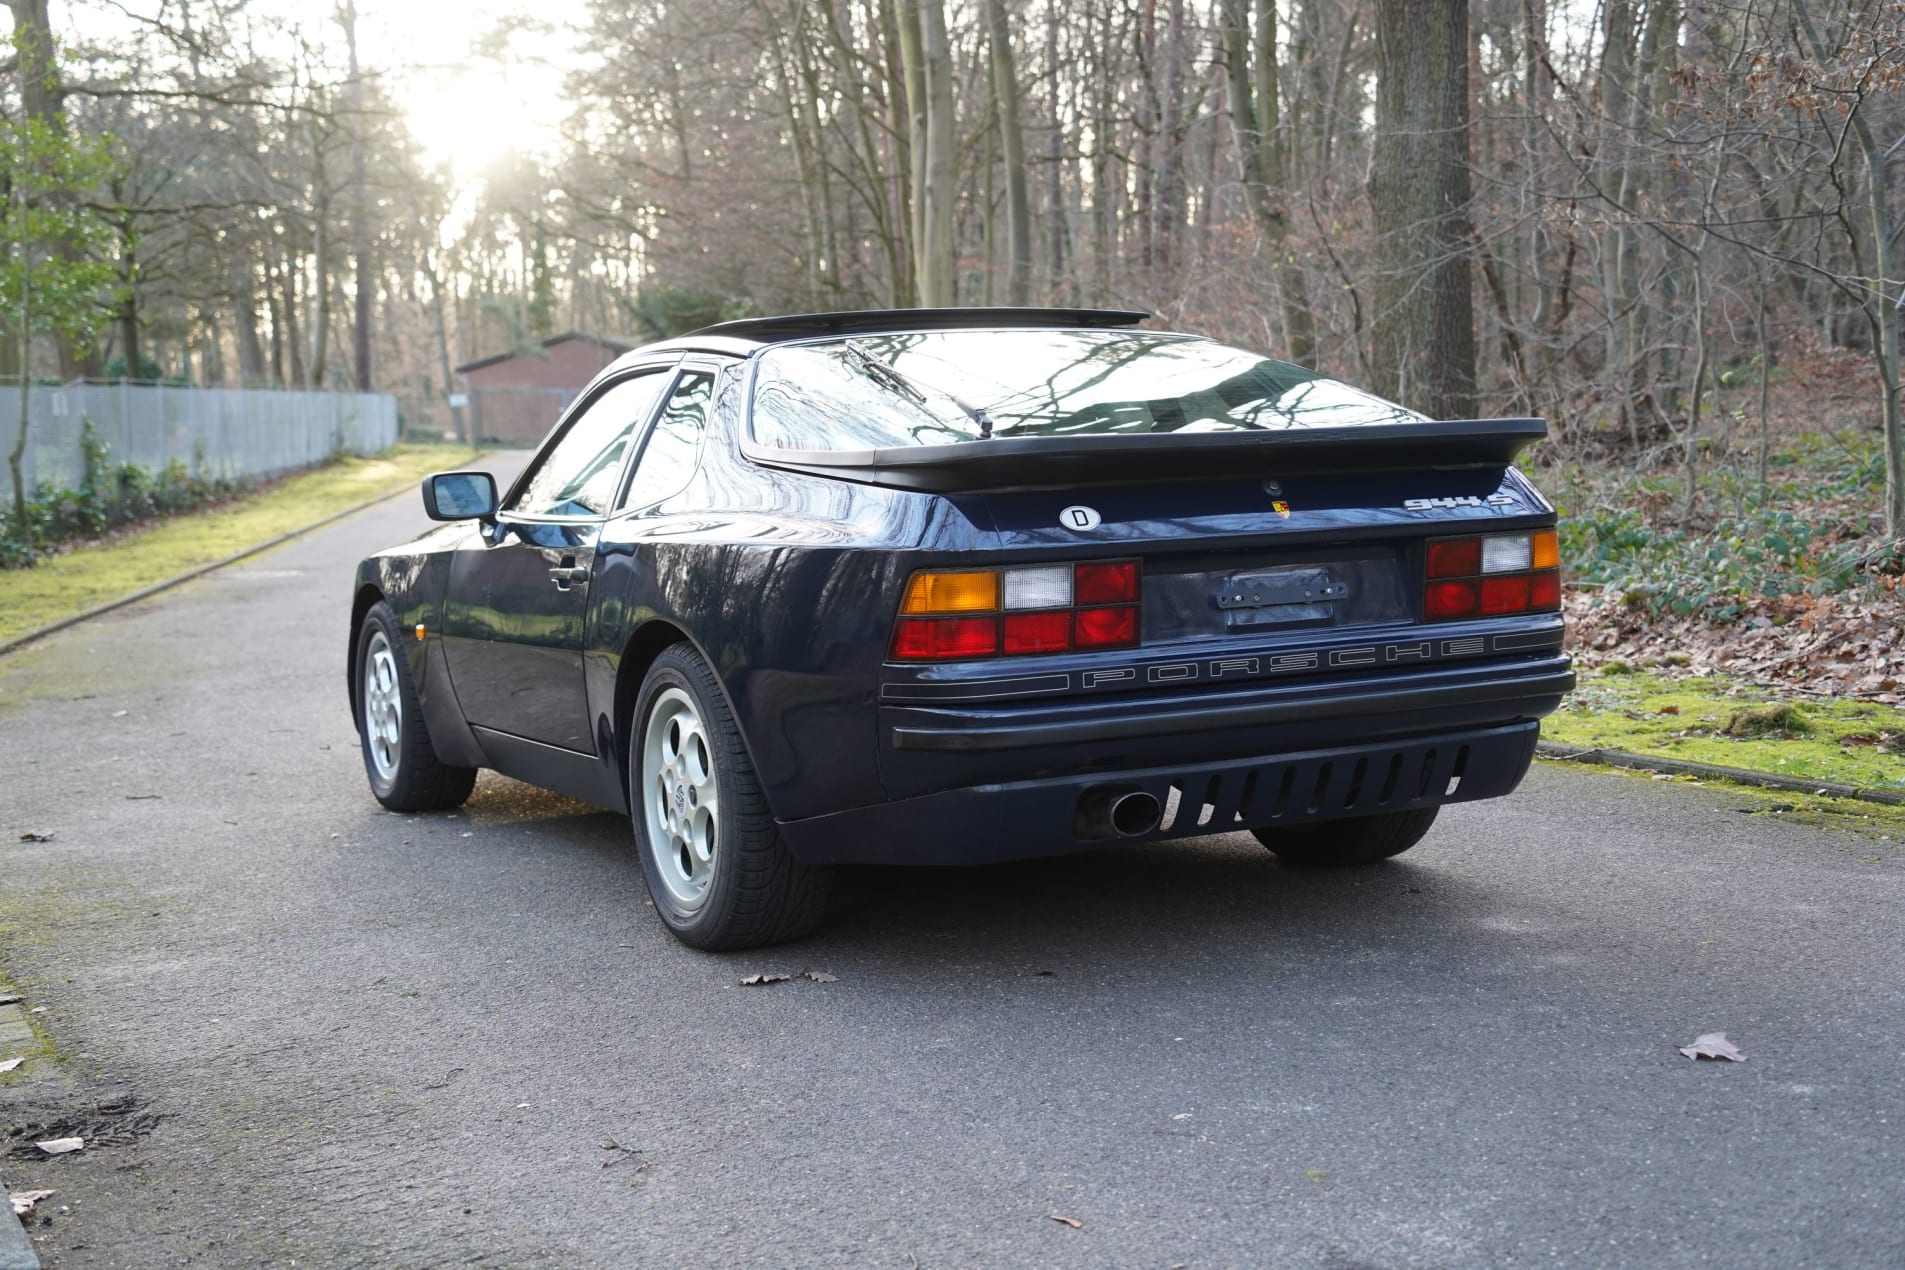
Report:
2,462,1901,1267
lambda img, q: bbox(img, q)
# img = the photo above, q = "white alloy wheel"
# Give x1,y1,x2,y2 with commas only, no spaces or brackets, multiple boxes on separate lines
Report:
641,685,721,909
362,627,403,784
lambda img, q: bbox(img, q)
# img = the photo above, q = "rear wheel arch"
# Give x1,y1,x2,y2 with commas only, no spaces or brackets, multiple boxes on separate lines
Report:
612,621,765,810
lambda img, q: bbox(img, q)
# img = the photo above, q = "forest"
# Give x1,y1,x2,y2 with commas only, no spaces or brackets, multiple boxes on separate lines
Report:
3,0,1903,667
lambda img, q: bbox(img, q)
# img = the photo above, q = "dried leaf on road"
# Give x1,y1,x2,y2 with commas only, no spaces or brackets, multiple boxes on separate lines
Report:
1679,1032,1748,1062
0,1057,24,1073
800,971,837,983
1049,1215,1083,1229
9,1189,54,1217
739,973,791,986
17,832,53,843
35,1136,84,1155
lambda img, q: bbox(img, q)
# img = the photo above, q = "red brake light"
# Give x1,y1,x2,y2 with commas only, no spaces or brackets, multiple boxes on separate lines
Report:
1480,575,1531,615
1074,561,1139,605
1074,606,1139,649
1002,611,1071,654
892,616,999,660
1424,580,1479,620
1426,538,1482,579
1530,570,1561,610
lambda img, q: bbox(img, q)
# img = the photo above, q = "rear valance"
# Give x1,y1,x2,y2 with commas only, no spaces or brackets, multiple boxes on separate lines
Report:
740,418,1547,493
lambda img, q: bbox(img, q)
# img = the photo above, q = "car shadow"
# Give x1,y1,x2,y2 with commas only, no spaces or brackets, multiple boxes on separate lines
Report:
456,776,1516,978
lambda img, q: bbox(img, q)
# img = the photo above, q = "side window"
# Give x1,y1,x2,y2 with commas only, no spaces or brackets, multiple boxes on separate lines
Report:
508,372,670,517
623,371,714,510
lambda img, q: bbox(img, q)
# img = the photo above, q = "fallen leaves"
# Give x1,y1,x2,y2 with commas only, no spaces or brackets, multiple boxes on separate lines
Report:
1679,1031,1748,1062
1567,588,1905,704
1049,1215,1083,1229
17,832,53,843
738,970,836,986
34,1136,84,1155
9,1189,54,1217
0,1057,23,1073
739,973,791,986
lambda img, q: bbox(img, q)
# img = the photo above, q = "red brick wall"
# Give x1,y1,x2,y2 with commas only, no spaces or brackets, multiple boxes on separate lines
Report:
463,338,626,444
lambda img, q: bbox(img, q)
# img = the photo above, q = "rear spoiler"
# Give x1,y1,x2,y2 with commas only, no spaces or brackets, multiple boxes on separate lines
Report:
740,418,1547,493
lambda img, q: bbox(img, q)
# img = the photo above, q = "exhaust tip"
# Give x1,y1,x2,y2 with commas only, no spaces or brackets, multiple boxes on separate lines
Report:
1077,786,1163,840
1109,791,1161,837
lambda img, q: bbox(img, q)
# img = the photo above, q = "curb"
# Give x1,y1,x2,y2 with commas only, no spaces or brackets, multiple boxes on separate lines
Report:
1537,740,1905,807
0,459,476,659
0,1181,39,1270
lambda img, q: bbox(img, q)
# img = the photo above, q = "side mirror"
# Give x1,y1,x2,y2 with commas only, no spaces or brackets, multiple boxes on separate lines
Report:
423,471,498,522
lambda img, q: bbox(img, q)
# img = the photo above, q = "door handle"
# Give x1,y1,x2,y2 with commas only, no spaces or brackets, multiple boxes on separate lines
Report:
549,557,590,588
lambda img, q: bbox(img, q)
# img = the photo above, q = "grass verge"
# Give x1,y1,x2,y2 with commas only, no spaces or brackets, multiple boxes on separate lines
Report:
0,443,479,646
1544,667,1905,794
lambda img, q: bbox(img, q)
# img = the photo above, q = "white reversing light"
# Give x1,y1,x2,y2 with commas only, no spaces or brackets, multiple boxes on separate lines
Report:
1481,533,1533,574
1002,565,1073,610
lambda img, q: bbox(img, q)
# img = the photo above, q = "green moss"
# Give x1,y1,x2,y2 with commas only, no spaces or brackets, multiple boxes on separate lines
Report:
0,444,481,644
1544,671,1905,792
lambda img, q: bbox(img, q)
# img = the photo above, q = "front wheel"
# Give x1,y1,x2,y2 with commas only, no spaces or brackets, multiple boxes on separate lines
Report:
355,601,476,812
629,645,831,950
1251,806,1439,867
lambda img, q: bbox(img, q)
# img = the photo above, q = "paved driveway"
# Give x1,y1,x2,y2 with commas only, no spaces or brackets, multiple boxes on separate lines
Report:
1,467,1901,1267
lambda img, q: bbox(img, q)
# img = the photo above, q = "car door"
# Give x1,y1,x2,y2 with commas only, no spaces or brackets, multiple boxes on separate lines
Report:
441,365,675,752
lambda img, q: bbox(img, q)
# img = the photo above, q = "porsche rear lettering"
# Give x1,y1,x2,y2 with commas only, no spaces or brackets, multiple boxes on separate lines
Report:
1048,630,1560,695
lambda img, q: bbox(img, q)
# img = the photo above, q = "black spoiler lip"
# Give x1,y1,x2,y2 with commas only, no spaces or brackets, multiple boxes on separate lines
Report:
739,418,1547,493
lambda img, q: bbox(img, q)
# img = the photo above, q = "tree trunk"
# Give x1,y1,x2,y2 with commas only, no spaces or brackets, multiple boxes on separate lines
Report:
1367,0,1477,418
984,0,1032,305
342,1,373,391
425,254,466,443
1220,0,1317,365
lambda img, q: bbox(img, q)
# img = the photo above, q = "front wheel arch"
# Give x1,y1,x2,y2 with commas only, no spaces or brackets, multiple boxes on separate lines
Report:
347,582,385,725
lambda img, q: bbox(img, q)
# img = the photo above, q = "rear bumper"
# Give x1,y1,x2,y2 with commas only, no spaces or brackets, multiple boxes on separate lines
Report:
778,719,1542,866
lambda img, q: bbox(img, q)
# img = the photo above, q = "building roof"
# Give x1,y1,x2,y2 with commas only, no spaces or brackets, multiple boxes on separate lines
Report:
455,331,634,376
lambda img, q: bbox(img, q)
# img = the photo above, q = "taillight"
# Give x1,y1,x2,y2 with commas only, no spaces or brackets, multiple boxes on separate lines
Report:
1422,529,1560,621
892,562,1142,660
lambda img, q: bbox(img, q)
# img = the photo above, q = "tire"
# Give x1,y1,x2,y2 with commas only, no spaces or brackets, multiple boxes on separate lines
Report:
355,601,477,812
629,644,831,950
1251,806,1439,867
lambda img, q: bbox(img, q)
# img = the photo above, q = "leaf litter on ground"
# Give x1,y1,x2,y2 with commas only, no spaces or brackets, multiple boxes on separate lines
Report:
1679,1031,1748,1062
17,832,52,843
34,1137,84,1155
739,970,836,986
9,1189,54,1217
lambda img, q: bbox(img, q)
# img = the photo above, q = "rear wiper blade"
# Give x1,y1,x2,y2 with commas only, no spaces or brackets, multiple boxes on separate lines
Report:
843,339,994,439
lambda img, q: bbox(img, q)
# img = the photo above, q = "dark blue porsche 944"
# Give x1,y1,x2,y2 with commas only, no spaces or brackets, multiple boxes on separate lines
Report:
348,308,1573,949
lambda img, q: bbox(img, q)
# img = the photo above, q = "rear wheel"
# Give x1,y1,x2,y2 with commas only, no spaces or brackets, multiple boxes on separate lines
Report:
355,601,477,812
1251,806,1439,867
629,645,830,950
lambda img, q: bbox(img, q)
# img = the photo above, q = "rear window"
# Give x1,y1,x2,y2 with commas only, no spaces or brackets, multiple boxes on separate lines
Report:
748,330,1423,451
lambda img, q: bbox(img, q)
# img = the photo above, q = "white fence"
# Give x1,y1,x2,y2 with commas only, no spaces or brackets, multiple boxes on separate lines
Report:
4,381,400,492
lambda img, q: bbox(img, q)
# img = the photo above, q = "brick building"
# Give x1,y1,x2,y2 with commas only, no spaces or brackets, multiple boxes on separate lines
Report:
456,332,633,444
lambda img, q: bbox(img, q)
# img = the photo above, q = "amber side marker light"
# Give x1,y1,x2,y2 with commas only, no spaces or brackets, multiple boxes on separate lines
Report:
1422,529,1561,621
892,562,1142,660
415,624,427,641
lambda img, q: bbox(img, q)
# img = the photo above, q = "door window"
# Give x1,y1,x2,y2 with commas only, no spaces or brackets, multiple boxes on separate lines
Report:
623,370,715,510
509,371,670,517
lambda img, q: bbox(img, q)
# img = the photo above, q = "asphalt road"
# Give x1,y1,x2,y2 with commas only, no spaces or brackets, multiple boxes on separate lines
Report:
2,465,1902,1268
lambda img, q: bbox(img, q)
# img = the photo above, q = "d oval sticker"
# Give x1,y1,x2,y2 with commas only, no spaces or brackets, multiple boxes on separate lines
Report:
1060,505,1103,532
